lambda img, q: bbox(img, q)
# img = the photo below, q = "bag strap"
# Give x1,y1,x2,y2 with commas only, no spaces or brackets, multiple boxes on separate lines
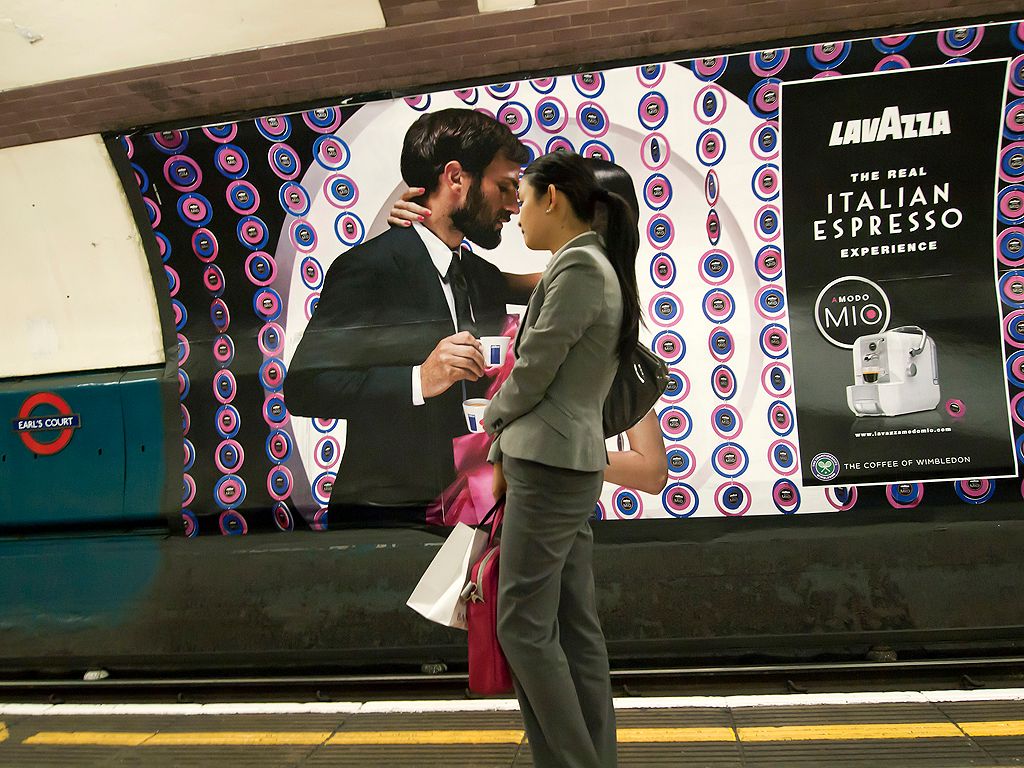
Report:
478,495,505,546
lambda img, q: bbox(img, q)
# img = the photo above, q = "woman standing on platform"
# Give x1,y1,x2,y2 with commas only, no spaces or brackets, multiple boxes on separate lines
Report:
484,151,640,768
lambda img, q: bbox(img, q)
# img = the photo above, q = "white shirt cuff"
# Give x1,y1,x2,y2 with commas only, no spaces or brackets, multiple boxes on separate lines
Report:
412,365,425,406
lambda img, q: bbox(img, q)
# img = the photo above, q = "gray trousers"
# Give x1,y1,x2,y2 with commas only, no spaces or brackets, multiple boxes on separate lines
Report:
497,456,617,768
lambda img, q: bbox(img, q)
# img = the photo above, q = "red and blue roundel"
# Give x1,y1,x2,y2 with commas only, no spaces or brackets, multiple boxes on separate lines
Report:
313,136,350,170
700,250,733,285
253,288,283,322
756,245,783,281
611,487,642,519
303,106,343,133
280,182,311,217
636,63,664,88
577,102,609,137
573,72,605,98
215,439,245,474
263,394,289,426
750,48,790,76
663,483,699,517
712,442,748,477
214,144,249,179
652,331,685,364
662,368,689,403
702,289,735,323
748,78,781,119
696,128,726,166
767,440,798,475
213,369,237,405
658,406,692,441
218,510,248,535
999,227,1024,266
245,252,276,286
529,78,556,95
638,92,668,130
762,362,792,397
666,446,696,479
755,286,786,320
649,292,682,326
715,482,751,516
694,84,726,124
938,26,982,57
214,474,247,511
215,404,240,439
267,466,294,501
258,322,284,356
177,193,212,227
268,143,301,180
266,429,293,463
711,365,737,400
643,173,672,211
825,486,858,511
212,334,234,368
256,114,292,141
192,228,218,262
767,400,794,436
708,327,734,363
772,479,801,514
711,405,743,439
650,253,675,288
536,98,568,133
807,41,851,70
203,265,225,297
691,55,727,81
273,502,295,532
164,155,202,192
750,121,779,160
753,163,780,201
150,129,188,155
203,123,238,143
237,215,269,250
300,257,324,290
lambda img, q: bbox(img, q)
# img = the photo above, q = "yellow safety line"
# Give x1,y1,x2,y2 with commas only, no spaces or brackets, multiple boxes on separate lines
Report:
146,731,333,746
327,729,524,745
25,731,156,746
0,722,7,744
738,722,963,741
960,720,1024,737
617,727,736,742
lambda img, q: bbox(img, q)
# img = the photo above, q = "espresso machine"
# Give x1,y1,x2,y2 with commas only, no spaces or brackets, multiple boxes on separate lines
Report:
846,326,940,417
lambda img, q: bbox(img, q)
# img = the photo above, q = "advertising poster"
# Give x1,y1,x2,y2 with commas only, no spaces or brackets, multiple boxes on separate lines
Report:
119,22,1024,534
781,61,1017,486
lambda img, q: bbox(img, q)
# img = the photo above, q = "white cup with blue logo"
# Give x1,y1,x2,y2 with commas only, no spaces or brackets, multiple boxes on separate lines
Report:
479,336,510,368
463,398,490,433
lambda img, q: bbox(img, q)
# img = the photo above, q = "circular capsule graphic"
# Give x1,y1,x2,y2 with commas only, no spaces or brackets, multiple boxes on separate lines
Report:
171,299,187,331
545,136,575,155
652,331,686,364
226,180,260,214
529,78,555,94
756,245,784,281
708,327,734,363
750,121,779,160
290,220,318,253
886,482,923,509
875,55,911,71
694,84,727,125
237,215,269,250
636,63,665,87
182,473,196,507
315,435,341,469
215,404,241,439
715,482,751,516
203,265,225,297
164,155,202,192
576,102,609,137
267,429,293,463
663,483,699,518
215,439,245,474
214,144,249,179
312,471,337,506
260,357,287,392
711,365,737,400
121,136,135,159
253,288,283,322
638,91,668,130
705,169,720,206
176,334,189,365
706,210,721,246
256,114,292,141
762,362,792,397
155,231,171,262
183,439,195,472
647,216,674,249
825,486,858,510
640,133,669,171
335,212,366,246
999,185,1024,225
273,501,295,531
1010,55,1024,97
611,487,642,519
759,323,790,358
1001,270,1024,307
1000,143,1024,183
643,174,672,211
177,193,212,227
279,182,311,217
753,163,780,201
143,198,161,228
166,266,180,297
182,509,198,538
497,101,532,135
755,205,782,241
485,82,519,100
535,98,568,133
324,174,359,209
218,510,248,534
258,322,285,357
691,56,727,81
658,406,692,441
807,41,851,69
312,508,329,531
748,78,781,118
665,446,696,479
573,72,605,98
702,289,735,324
313,417,339,434
404,94,431,111
267,466,294,501
700,249,733,285
755,285,786,319
191,228,218,262
711,405,743,439
1005,99,1024,141
203,123,238,143
874,34,915,53
938,26,982,57
303,106,343,133
181,404,191,437
955,478,994,504
177,368,190,401
245,251,276,286
768,439,798,475
264,393,289,426
1010,351,1024,388
1014,391,1024,426
750,48,790,76
150,129,188,155
212,334,235,367
213,369,237,404
1004,309,1024,348
313,136,351,170
696,128,726,166
305,293,320,321
650,253,676,288
999,227,1024,266
662,368,689,403
772,479,801,514
767,400,794,436
649,292,681,327
268,142,301,180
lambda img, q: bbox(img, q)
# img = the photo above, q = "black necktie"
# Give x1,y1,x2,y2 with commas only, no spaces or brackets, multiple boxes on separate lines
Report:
447,250,477,336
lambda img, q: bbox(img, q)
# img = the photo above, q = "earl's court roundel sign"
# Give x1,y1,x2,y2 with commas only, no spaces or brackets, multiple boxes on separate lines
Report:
12,392,81,455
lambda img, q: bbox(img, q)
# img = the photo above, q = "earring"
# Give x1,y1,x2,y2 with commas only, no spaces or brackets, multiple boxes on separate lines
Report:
545,208,552,214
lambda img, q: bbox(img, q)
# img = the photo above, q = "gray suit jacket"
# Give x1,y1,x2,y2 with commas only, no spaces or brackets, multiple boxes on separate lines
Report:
484,231,622,472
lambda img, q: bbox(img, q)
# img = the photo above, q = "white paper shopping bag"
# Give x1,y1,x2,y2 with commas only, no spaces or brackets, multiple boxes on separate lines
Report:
407,522,489,630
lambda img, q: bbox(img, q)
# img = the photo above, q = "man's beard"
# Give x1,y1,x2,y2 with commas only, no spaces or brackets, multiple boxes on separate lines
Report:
450,180,506,249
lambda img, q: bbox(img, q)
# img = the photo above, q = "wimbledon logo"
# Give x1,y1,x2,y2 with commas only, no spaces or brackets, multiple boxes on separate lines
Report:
810,452,840,482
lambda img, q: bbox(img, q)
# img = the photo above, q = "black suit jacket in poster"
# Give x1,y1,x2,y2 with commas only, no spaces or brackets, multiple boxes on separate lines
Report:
286,225,509,514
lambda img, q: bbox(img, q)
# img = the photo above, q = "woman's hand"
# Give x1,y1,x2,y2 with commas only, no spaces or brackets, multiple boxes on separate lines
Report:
387,187,431,227
492,461,507,499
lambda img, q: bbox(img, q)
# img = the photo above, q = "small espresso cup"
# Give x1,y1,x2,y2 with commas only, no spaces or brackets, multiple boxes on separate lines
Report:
463,398,490,433
479,336,510,368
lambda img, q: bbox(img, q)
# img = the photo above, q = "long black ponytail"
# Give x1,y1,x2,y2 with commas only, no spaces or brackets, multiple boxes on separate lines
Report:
522,152,641,360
